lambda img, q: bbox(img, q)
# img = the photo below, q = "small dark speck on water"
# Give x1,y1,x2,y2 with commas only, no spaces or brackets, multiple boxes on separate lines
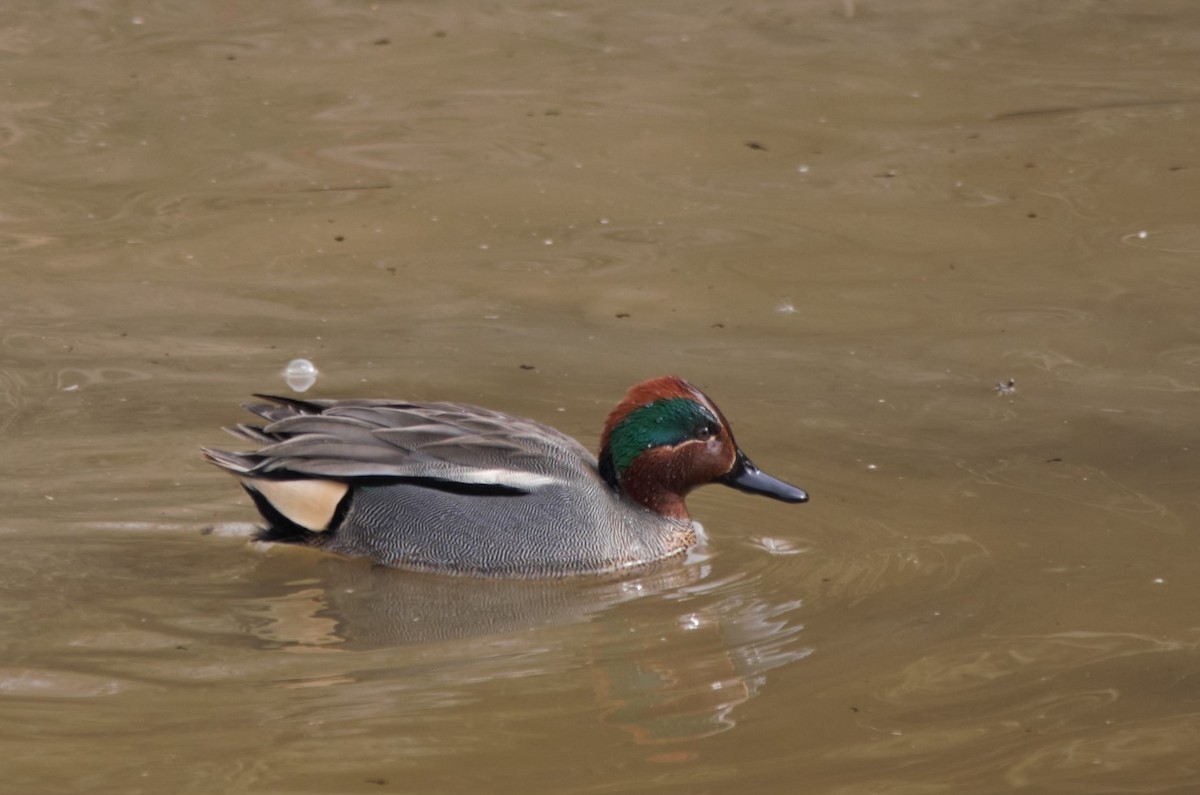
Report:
519,364,535,371
373,38,390,46
334,235,345,242
745,141,767,151
1046,457,1063,463
615,312,631,319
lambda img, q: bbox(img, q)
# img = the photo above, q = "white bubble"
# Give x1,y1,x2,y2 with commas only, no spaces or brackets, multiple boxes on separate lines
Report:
284,358,318,392
285,358,316,376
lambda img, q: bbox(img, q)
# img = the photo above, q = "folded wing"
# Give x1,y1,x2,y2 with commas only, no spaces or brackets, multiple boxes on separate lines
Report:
203,395,597,494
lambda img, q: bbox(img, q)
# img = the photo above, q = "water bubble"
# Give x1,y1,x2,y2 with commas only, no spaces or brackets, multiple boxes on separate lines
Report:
284,358,318,392
285,358,317,377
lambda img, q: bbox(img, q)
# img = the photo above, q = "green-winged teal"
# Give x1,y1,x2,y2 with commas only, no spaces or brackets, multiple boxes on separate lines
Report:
204,375,808,577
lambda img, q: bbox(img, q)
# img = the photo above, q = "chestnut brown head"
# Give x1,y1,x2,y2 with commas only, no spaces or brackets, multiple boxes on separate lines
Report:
597,376,808,519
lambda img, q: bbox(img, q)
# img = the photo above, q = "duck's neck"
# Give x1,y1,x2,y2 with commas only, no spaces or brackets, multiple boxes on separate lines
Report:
599,445,691,521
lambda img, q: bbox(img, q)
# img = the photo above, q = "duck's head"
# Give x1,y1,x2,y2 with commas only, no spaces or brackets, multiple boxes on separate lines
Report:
598,376,808,520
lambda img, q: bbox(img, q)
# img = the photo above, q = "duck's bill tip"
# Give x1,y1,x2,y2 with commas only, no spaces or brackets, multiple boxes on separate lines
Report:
719,453,809,503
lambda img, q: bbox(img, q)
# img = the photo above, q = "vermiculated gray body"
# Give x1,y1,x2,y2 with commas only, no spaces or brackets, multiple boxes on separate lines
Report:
325,476,690,578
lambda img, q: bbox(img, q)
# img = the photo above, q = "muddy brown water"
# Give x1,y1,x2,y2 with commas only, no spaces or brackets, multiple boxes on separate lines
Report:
2,1,1199,792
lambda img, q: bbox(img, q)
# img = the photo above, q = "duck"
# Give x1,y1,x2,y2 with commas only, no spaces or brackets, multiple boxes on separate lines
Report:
203,375,808,578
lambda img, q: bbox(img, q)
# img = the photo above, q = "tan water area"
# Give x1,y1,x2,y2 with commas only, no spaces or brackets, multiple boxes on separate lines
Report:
2,1,1200,792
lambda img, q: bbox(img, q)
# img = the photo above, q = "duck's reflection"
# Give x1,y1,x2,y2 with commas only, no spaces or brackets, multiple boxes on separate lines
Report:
593,586,811,744
248,552,700,647
242,548,811,743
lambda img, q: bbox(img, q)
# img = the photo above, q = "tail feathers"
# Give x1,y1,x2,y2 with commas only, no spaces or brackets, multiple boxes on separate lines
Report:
202,447,257,474
207,446,350,543
230,423,273,443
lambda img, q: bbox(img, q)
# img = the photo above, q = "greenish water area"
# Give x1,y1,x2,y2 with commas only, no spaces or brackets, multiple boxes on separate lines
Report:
2,2,1199,792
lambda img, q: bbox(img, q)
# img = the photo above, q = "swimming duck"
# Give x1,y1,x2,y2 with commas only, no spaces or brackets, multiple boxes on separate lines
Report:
204,376,807,577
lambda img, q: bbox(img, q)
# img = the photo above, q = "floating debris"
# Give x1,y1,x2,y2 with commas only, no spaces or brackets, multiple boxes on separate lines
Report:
752,537,810,556
995,378,1016,396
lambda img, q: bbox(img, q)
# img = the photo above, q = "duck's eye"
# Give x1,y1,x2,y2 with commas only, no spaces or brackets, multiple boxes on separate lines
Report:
696,423,719,441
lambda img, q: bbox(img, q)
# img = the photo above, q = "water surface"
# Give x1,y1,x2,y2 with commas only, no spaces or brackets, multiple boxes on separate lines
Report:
2,1,1199,792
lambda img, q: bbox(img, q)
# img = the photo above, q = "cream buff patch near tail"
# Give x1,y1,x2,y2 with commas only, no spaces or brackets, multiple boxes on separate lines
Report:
241,478,348,532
